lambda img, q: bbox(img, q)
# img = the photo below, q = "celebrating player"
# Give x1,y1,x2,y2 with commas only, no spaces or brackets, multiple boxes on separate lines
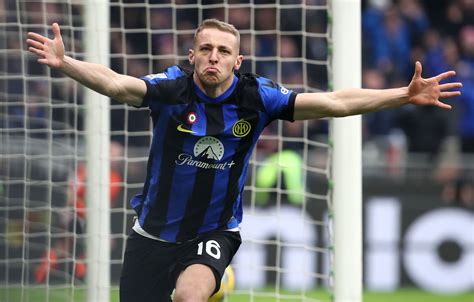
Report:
27,19,462,302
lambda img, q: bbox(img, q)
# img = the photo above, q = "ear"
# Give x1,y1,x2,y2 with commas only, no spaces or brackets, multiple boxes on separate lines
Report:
233,55,244,71
188,48,195,65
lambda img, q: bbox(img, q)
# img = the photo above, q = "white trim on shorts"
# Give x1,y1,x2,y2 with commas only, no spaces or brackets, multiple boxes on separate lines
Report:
132,218,240,242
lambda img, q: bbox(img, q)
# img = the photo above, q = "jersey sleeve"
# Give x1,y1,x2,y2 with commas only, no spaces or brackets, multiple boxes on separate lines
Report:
256,77,297,122
139,65,185,111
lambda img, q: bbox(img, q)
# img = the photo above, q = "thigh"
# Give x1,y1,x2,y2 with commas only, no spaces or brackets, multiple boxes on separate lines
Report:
174,231,242,294
174,264,216,301
119,231,177,302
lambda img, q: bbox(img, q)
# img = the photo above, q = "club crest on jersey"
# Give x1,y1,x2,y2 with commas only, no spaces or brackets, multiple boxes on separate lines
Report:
232,119,251,137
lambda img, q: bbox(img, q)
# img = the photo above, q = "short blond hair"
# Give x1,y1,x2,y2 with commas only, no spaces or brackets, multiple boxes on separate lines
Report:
194,19,240,51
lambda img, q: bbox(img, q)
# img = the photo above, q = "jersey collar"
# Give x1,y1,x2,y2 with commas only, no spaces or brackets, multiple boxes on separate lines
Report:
193,75,238,103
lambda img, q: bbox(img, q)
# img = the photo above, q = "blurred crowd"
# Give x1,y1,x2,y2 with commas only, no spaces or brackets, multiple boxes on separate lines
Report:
362,0,474,157
360,0,473,206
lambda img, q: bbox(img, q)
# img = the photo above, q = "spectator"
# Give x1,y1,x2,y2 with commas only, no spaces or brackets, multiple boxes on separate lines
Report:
34,141,124,283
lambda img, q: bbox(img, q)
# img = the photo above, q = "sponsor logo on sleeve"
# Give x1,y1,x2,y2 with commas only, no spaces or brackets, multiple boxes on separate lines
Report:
144,73,167,80
280,86,289,94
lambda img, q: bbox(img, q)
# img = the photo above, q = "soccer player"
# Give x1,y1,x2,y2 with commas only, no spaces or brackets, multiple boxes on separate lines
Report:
26,19,462,302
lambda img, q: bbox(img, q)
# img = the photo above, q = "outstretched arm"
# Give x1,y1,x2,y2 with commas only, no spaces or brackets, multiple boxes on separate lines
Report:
27,23,146,107
294,62,462,120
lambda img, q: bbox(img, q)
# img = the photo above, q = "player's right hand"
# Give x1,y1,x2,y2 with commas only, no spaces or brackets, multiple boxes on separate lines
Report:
26,23,65,69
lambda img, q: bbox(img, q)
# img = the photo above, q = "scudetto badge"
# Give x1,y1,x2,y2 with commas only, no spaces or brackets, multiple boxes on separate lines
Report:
187,112,197,124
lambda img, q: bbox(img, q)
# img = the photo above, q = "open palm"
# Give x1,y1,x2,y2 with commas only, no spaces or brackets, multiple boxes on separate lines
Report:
408,61,462,110
26,23,65,69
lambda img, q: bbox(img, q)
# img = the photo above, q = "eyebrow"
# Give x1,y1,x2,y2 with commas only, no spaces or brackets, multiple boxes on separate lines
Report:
199,43,233,52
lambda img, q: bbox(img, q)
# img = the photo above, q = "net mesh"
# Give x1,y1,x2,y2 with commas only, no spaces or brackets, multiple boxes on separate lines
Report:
0,1,332,301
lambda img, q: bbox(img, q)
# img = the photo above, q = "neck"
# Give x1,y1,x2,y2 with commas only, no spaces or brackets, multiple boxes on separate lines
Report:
193,73,234,98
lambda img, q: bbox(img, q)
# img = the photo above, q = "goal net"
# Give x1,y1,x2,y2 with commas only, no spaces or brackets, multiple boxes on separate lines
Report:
0,0,360,301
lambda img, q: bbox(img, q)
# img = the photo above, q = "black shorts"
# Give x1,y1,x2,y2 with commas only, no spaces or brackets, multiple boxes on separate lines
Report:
119,229,241,302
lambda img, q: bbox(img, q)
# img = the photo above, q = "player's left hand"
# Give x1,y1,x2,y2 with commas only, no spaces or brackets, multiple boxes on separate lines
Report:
407,61,462,110
27,23,65,69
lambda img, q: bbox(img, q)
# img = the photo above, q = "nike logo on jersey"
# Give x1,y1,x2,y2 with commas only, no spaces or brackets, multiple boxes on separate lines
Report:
177,124,197,134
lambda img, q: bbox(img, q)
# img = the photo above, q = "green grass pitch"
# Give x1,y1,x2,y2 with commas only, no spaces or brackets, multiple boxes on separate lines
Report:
0,287,472,302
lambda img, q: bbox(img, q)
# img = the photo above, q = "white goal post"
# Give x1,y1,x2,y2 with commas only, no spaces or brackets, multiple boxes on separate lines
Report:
83,1,111,302
331,0,362,301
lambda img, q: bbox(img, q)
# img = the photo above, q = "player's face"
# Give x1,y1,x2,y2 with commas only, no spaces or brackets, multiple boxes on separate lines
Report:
189,28,243,90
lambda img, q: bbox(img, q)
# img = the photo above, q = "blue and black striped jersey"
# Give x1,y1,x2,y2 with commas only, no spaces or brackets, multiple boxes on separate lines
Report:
130,65,297,242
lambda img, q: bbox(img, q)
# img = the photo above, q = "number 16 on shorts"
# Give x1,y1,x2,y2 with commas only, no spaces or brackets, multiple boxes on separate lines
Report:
197,240,221,259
